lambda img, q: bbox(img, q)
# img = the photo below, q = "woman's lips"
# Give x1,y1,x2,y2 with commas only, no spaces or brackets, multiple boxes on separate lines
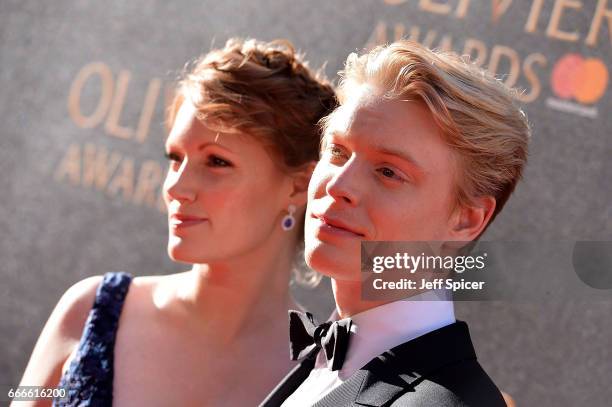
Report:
169,214,208,229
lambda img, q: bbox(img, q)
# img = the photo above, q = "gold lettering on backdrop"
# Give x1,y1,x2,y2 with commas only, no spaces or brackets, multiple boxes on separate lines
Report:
364,22,453,51
162,83,177,133
586,0,612,46
520,53,547,102
68,62,113,129
386,0,469,18
82,143,122,190
393,23,406,41
157,188,167,213
400,25,421,42
492,0,513,23
365,23,546,103
55,142,166,212
365,22,412,50
385,0,612,47
365,21,388,51
462,38,488,66
437,35,454,51
136,78,162,143
107,158,135,200
62,62,170,212
488,45,521,88
69,63,164,143
525,0,546,33
105,70,134,140
420,0,452,15
422,30,440,48
408,25,421,41
455,0,470,18
546,0,582,42
54,143,82,185
133,160,164,207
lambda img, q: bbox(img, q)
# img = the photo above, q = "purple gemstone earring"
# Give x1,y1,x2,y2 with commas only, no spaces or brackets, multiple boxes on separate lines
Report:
281,205,297,231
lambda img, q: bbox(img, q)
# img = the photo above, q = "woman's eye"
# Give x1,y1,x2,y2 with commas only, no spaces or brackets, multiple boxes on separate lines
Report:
207,155,232,167
164,151,181,162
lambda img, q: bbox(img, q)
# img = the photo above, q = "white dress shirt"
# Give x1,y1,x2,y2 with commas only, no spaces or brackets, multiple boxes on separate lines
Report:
282,290,455,407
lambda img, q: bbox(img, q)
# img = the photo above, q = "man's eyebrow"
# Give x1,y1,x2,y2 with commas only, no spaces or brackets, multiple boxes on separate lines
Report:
325,129,423,169
374,145,423,170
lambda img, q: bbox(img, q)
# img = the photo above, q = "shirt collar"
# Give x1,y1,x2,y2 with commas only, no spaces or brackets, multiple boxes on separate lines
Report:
317,289,455,378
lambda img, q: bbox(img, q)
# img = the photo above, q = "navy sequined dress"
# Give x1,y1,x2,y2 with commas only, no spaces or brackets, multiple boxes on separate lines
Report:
54,272,132,407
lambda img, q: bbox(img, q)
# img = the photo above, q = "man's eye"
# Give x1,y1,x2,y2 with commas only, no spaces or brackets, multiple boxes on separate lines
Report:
324,144,347,159
377,167,404,181
207,155,232,167
332,147,344,156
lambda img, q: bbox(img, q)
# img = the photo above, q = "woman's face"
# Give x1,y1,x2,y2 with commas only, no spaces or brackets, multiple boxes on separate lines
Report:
163,101,296,264
304,85,459,281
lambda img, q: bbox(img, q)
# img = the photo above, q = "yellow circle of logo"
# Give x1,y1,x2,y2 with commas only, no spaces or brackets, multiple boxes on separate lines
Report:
551,54,608,105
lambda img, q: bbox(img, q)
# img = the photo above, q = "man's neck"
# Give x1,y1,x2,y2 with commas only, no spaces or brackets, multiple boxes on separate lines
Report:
331,279,393,319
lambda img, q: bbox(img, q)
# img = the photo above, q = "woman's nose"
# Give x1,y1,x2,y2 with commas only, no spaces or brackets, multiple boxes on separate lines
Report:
163,162,197,203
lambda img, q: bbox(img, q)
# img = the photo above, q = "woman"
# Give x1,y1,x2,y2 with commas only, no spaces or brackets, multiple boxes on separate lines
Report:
17,38,336,406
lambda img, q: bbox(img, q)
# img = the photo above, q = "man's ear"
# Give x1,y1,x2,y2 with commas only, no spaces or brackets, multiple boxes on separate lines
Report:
448,195,496,242
287,161,316,206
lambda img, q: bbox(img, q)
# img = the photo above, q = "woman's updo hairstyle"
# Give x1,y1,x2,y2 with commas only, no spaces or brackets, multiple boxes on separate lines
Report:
167,37,337,172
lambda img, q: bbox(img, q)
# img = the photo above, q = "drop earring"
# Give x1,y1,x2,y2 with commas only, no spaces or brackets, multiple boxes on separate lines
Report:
281,205,297,231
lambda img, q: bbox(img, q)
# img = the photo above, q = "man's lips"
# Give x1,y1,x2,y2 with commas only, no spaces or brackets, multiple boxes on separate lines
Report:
312,213,365,237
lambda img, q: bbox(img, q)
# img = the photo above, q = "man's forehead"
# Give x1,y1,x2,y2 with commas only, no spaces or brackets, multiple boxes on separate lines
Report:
327,87,388,134
324,87,453,177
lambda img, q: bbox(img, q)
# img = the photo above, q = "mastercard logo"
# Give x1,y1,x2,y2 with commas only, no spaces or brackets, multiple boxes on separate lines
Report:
551,54,608,104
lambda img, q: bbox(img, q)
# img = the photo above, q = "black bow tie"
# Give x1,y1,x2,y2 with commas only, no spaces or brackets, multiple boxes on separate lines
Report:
288,310,353,371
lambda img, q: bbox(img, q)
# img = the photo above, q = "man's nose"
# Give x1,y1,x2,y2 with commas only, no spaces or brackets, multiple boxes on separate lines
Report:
325,158,362,207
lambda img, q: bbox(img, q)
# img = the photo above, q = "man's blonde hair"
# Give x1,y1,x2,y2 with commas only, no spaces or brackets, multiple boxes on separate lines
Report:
331,40,530,229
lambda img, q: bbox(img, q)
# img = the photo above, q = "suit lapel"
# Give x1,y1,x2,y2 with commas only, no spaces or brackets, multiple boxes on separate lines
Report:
311,354,419,407
313,321,477,407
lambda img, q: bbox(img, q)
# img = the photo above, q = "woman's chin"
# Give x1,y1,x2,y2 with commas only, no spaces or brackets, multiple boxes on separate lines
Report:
167,243,204,264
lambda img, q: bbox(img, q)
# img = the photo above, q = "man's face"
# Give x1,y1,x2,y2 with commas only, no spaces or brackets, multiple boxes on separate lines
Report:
304,85,460,281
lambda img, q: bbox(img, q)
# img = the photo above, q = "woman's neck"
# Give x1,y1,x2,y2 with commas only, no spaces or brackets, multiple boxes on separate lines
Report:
164,235,300,344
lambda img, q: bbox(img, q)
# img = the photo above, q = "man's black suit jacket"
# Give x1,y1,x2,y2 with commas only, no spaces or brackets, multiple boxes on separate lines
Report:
260,321,506,407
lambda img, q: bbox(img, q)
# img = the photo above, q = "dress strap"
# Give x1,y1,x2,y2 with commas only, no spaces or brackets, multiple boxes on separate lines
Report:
54,271,132,406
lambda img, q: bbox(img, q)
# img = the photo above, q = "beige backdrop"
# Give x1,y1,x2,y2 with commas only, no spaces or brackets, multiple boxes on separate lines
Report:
2,1,611,405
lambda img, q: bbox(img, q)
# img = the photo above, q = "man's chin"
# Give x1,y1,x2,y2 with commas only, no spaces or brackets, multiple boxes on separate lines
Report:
305,242,361,281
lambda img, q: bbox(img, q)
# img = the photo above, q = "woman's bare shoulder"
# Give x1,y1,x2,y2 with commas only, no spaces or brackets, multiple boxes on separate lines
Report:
59,276,104,334
17,275,104,398
130,272,191,307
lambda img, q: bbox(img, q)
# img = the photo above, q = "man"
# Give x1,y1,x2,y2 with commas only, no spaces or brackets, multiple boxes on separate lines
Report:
262,40,529,406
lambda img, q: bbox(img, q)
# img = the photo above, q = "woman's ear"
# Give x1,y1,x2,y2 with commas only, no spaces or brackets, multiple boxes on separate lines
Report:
288,161,317,206
448,195,496,242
